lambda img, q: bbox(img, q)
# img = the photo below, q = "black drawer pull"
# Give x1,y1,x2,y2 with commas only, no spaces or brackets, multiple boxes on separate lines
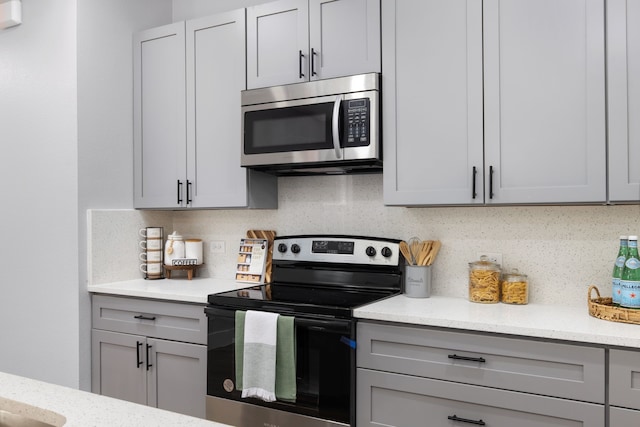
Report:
134,314,156,321
448,354,486,363
448,415,486,425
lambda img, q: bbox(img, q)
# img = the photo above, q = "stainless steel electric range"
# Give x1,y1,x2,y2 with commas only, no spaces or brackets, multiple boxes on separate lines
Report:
204,235,404,427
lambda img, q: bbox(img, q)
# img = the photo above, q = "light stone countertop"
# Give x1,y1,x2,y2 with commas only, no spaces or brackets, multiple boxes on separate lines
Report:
88,279,640,349
354,294,640,349
0,372,228,427
87,277,248,303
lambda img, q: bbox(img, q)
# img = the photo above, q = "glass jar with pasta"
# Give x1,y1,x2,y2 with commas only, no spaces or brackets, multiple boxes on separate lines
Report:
468,256,501,303
500,268,529,305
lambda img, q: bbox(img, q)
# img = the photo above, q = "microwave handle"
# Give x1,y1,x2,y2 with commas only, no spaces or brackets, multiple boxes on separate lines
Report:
331,95,343,159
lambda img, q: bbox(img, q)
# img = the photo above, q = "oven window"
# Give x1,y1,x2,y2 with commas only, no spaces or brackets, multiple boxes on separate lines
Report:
206,307,352,424
244,102,335,154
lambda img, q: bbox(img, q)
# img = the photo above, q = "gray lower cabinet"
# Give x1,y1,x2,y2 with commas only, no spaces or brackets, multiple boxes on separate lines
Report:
356,322,606,427
91,295,207,419
610,407,640,426
358,369,604,427
609,348,640,426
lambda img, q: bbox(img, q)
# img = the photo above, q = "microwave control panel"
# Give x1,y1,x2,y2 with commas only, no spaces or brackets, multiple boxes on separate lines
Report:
344,98,370,147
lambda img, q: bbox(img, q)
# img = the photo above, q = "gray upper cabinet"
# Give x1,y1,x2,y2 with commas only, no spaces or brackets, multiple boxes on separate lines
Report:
383,0,606,206
247,0,381,89
608,0,640,202
134,10,277,209
134,23,186,209
382,0,484,205
483,0,606,204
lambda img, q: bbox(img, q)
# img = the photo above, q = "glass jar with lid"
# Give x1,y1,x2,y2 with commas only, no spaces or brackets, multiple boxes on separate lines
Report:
500,268,529,305
468,255,501,303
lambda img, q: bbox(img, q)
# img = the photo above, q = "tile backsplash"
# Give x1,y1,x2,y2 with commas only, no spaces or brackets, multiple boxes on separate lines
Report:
89,174,640,307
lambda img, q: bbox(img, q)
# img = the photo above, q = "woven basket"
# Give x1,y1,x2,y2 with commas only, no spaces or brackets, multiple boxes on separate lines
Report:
588,285,640,325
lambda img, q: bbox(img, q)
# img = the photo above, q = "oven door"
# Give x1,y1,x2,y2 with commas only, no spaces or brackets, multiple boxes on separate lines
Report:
205,306,354,427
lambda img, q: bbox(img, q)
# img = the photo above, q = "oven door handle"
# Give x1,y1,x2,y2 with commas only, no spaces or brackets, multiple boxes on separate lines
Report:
294,317,351,333
331,95,343,159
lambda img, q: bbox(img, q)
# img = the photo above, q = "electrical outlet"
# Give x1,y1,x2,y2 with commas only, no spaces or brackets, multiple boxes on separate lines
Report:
210,240,226,254
476,252,503,266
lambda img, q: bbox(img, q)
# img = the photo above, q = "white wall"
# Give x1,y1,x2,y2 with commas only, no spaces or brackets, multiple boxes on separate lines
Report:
0,0,79,386
77,0,172,390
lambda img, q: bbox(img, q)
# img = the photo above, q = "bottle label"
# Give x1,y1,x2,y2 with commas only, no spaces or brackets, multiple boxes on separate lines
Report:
625,257,640,269
612,278,622,304
616,255,626,268
620,280,640,308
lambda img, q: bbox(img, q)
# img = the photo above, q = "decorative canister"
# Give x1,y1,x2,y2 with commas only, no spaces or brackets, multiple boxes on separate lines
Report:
500,268,529,305
468,255,501,303
164,231,185,266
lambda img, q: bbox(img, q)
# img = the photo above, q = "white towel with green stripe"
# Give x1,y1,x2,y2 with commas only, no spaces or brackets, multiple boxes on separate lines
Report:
241,310,279,401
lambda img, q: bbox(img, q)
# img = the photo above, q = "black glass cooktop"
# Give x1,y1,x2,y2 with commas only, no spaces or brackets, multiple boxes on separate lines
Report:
208,283,399,318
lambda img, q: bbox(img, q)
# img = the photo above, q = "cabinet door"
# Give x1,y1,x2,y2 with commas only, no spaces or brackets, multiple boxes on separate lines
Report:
357,368,605,427
610,407,640,426
608,0,640,202
309,0,380,80
247,0,309,89
483,0,606,204
133,22,187,208
186,10,252,208
91,329,147,405
147,338,207,419
382,0,484,205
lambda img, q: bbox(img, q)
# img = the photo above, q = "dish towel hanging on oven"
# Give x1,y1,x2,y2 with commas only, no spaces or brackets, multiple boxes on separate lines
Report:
235,310,297,402
239,310,279,401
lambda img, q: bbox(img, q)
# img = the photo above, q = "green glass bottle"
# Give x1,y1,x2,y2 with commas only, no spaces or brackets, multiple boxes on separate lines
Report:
612,236,628,306
620,235,640,309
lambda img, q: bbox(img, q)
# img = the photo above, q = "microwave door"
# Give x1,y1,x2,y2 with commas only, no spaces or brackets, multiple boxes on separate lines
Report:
242,95,343,167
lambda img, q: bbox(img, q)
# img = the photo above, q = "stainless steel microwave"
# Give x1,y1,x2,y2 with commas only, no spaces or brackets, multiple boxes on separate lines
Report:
241,73,381,175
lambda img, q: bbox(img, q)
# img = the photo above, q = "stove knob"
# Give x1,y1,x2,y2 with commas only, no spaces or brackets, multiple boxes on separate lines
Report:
365,246,376,257
291,243,301,254
381,247,393,258
277,243,288,253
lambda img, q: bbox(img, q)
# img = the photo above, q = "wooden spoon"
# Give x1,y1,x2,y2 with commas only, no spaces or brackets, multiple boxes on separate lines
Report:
399,241,413,265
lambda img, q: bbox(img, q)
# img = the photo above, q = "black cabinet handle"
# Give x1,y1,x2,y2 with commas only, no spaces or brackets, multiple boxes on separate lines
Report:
472,166,477,199
177,180,183,204
146,344,153,371
299,50,305,78
134,314,156,321
311,48,317,76
448,415,486,425
136,341,143,368
186,180,192,205
448,354,486,363
489,166,494,199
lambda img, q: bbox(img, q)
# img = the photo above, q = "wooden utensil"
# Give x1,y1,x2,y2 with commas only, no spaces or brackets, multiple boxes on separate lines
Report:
399,241,413,265
425,240,441,266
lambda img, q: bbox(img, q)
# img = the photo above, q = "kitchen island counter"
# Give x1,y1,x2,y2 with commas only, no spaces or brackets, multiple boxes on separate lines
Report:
0,371,229,427
354,293,640,349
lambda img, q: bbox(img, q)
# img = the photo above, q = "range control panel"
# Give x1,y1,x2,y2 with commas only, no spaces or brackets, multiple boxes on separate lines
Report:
273,235,400,266
344,98,370,147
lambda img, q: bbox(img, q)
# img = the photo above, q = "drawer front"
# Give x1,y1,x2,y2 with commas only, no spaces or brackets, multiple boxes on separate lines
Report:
357,368,604,427
92,295,206,344
610,349,640,410
357,322,605,403
610,407,640,426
